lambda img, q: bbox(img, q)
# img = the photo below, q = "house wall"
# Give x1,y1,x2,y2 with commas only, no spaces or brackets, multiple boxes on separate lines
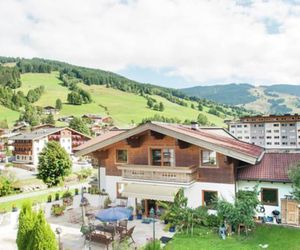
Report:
95,130,236,184
102,174,236,209
32,137,48,165
237,180,293,217
184,182,235,208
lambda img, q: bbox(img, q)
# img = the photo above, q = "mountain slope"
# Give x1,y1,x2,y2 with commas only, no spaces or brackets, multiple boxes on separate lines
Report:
181,83,257,105
181,84,300,114
6,71,226,127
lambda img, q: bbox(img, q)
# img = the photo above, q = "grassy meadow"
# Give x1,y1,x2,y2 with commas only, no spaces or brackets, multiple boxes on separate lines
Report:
0,71,229,127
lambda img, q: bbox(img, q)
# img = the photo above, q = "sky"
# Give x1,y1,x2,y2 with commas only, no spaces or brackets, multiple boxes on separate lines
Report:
1,0,300,88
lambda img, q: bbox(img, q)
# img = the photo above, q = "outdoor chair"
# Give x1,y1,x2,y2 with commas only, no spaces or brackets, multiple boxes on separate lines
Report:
116,220,128,234
87,231,113,250
96,224,116,240
120,226,135,244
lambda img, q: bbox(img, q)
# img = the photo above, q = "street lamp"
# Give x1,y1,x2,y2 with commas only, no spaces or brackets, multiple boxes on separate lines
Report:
150,207,161,249
55,227,62,250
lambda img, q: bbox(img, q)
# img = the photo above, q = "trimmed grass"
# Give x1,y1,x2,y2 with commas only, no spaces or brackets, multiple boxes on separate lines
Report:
0,188,76,212
165,225,300,250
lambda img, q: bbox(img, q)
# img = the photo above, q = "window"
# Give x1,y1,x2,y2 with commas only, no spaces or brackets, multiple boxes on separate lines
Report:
201,150,217,166
274,130,279,133
116,149,128,163
151,148,174,166
116,182,125,199
244,125,248,128
202,190,217,208
261,188,278,206
273,124,279,127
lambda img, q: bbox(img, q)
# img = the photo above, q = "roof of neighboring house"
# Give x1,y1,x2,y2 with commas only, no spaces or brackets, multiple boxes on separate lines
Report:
10,127,63,140
10,127,91,141
74,122,264,164
238,152,300,182
43,106,56,109
82,114,103,119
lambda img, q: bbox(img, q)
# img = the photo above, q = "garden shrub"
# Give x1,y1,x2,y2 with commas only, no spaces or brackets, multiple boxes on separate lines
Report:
55,193,60,201
143,239,161,250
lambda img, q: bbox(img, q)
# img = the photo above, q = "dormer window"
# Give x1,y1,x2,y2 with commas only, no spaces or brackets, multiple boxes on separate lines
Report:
201,150,217,166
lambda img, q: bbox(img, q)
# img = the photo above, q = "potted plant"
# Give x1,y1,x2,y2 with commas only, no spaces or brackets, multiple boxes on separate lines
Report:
12,204,18,212
62,191,73,207
75,188,79,195
127,206,134,221
51,204,65,216
169,224,176,232
136,203,143,219
47,195,52,203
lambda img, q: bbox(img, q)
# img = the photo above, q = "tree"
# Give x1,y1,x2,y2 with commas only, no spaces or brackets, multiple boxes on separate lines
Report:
289,163,300,200
159,102,164,112
27,210,58,250
19,105,40,126
43,114,55,125
216,187,260,232
67,91,82,105
17,201,37,250
55,98,62,110
37,141,72,186
198,103,203,111
69,117,90,136
197,113,208,125
147,99,154,109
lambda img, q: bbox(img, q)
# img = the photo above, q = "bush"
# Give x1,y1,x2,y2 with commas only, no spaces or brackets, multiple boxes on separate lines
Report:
75,188,79,195
104,196,112,208
207,214,221,228
62,190,73,199
51,204,65,216
55,193,59,201
47,195,52,203
143,239,161,250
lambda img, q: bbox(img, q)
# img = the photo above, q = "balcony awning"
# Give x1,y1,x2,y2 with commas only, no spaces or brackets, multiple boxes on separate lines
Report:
121,183,180,202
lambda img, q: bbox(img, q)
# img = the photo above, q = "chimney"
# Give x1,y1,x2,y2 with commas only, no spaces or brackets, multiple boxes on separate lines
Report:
191,121,199,130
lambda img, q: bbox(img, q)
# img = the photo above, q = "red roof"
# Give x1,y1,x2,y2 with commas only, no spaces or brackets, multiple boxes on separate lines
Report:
238,153,300,182
156,123,263,159
74,130,125,151
75,122,263,163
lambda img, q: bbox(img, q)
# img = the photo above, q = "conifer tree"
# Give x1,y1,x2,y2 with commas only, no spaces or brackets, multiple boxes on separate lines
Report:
16,201,36,250
27,210,58,250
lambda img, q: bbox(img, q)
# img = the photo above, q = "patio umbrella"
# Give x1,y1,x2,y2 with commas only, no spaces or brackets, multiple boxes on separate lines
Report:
95,207,132,222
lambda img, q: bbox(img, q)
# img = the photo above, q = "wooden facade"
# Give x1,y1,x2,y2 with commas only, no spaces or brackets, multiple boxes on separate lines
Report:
281,199,300,226
91,130,238,184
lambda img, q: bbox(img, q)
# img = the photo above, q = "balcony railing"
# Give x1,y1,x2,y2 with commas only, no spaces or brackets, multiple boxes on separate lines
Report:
117,164,197,184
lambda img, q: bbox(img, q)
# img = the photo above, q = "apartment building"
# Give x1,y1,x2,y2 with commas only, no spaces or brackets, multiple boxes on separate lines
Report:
227,114,300,149
11,127,90,167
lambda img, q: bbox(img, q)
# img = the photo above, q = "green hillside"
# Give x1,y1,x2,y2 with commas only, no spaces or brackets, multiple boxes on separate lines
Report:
15,72,226,127
181,84,300,115
0,56,253,128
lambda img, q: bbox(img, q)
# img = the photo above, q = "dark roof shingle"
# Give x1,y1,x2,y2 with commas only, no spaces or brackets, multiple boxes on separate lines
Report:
238,153,300,182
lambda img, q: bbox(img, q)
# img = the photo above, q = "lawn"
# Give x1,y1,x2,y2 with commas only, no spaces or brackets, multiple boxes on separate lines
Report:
165,225,300,250
0,188,76,212
0,105,19,126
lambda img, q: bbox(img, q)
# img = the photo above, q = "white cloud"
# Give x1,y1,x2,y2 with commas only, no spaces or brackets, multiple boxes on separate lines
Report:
0,0,300,86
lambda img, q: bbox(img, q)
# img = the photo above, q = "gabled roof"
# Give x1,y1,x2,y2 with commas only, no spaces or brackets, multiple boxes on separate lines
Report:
10,127,91,141
75,122,264,164
238,152,300,182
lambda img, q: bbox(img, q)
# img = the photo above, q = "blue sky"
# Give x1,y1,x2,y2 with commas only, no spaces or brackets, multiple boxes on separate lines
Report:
1,0,300,88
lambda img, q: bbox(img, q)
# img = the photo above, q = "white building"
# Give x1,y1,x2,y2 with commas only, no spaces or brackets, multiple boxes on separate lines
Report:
227,114,300,149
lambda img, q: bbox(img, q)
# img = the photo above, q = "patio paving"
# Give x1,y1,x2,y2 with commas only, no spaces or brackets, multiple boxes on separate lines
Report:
0,208,175,250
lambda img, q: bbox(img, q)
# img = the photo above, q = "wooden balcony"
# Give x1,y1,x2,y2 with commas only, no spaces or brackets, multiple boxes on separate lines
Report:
117,164,197,184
